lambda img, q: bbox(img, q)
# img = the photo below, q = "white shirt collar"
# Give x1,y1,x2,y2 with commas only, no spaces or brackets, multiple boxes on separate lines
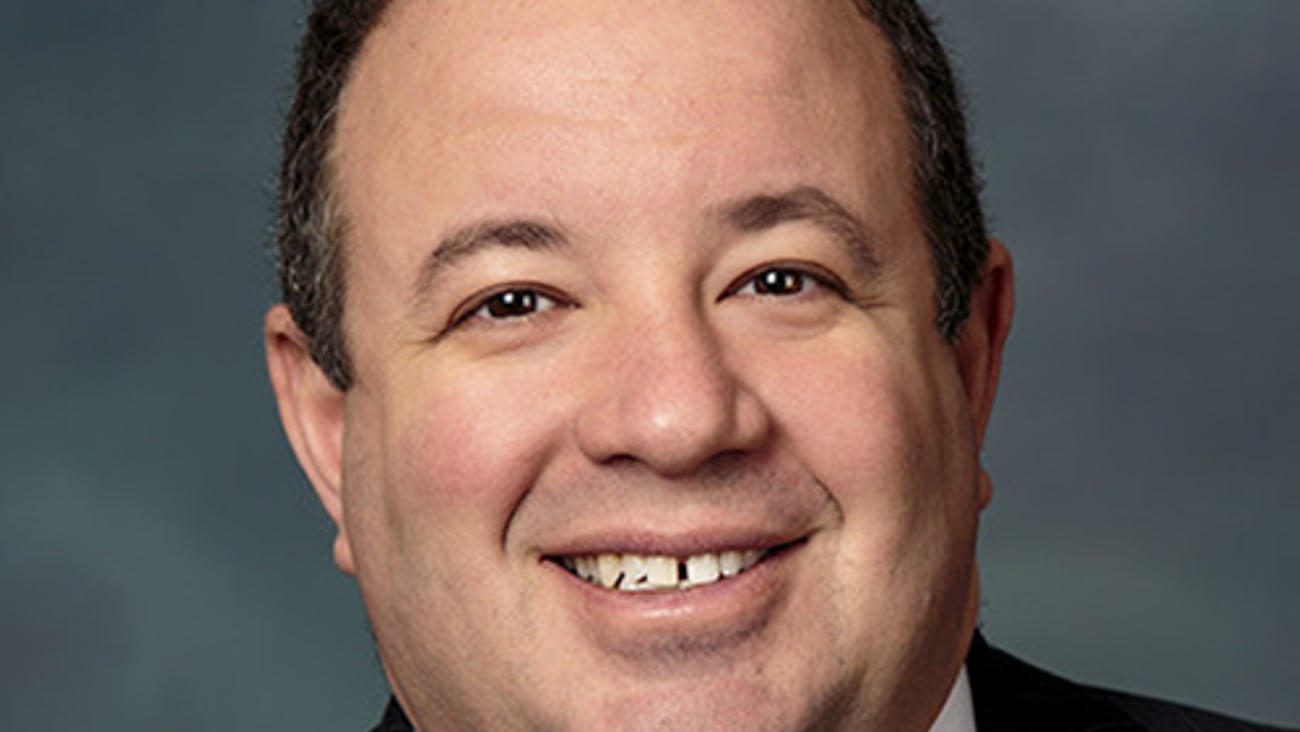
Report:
928,666,976,732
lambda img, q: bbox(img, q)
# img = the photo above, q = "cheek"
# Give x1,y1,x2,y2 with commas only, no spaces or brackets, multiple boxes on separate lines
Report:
750,327,983,670
343,358,574,590
397,365,567,533
764,335,930,495
750,324,976,556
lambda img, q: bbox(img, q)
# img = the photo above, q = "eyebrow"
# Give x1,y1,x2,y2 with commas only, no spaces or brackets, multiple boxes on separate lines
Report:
413,218,568,304
719,186,880,279
412,186,877,304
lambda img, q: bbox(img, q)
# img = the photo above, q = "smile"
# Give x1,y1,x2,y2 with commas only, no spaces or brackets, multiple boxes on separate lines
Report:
553,543,797,592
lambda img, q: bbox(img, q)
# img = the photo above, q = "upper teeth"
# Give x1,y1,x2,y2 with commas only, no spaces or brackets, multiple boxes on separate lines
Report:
561,550,763,592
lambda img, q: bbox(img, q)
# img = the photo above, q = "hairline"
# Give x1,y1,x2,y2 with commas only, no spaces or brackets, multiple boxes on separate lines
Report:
294,0,984,390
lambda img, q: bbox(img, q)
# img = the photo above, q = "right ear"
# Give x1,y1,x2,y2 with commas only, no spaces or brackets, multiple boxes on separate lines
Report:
264,304,356,575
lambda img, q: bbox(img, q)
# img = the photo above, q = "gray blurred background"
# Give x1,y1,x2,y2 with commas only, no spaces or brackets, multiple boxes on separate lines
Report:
2,1,1296,730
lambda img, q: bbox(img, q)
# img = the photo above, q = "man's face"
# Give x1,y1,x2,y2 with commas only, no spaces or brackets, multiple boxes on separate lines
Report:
269,0,1011,729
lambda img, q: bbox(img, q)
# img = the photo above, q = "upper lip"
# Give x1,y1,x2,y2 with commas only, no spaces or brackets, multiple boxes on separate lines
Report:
539,526,811,560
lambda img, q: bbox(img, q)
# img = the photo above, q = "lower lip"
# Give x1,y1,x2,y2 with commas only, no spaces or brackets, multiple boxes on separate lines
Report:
547,543,803,659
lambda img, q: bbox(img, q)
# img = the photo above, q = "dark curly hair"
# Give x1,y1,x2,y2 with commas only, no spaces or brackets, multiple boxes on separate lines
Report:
275,0,988,390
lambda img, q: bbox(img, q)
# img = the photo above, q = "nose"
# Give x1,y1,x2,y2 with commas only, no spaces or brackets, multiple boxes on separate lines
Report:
574,311,772,477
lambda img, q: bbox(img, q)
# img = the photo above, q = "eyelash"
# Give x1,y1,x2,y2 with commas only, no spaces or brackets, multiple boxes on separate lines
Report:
448,284,571,330
724,262,846,301
443,263,846,335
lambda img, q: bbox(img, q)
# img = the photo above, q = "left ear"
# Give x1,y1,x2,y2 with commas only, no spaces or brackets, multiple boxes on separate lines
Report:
954,238,1015,452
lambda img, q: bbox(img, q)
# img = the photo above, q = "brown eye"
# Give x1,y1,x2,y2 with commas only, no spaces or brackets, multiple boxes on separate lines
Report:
722,262,852,306
484,289,542,318
731,266,820,299
750,268,808,296
454,287,564,328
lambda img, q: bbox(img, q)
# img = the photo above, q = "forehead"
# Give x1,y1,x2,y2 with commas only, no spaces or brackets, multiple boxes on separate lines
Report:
358,1,881,103
348,1,887,102
337,0,903,161
331,0,914,277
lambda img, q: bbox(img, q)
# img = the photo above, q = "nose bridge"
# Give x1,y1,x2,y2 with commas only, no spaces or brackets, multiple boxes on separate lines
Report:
575,299,768,475
630,307,733,428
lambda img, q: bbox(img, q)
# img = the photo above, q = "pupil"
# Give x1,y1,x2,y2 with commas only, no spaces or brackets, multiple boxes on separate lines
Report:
757,269,801,295
487,290,535,318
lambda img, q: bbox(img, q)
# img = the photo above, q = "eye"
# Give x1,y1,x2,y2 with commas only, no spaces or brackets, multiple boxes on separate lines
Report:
728,264,841,300
480,289,552,318
745,268,810,296
449,286,567,329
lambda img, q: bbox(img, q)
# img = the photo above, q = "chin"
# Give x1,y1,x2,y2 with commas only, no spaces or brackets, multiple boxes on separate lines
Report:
581,677,826,732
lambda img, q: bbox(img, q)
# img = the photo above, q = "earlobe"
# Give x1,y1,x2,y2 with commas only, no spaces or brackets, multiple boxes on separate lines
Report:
955,239,1015,449
264,304,357,575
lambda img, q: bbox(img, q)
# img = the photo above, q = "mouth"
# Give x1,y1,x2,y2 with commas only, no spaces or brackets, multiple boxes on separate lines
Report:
547,541,802,593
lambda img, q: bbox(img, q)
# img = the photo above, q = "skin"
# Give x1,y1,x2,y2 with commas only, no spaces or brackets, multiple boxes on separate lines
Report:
266,1,1014,730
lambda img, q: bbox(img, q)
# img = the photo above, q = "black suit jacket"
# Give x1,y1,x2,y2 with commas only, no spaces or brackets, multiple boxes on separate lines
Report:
965,634,1289,732
369,635,1293,731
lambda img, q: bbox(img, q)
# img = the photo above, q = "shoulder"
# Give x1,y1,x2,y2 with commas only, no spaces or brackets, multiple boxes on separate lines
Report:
967,634,1293,732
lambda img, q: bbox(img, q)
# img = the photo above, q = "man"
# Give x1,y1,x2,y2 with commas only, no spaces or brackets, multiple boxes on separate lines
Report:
264,1,1288,730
